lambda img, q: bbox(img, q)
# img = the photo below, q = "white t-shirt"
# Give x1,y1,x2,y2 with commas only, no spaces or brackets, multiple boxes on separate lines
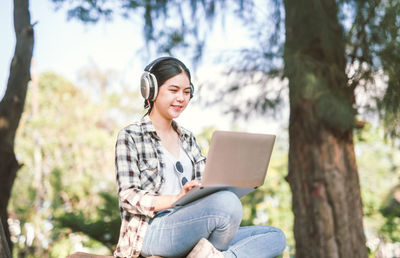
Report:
159,144,193,195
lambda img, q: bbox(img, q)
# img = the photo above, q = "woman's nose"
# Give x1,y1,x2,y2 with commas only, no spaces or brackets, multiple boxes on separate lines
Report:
176,91,185,101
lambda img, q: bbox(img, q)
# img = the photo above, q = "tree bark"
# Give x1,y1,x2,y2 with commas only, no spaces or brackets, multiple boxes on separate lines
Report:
0,0,34,252
283,0,367,257
0,221,11,258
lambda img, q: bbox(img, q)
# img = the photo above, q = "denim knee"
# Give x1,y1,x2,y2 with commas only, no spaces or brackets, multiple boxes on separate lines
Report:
275,227,287,254
207,191,243,223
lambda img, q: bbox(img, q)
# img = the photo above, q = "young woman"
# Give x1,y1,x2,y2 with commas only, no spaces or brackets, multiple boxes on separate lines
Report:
114,57,286,258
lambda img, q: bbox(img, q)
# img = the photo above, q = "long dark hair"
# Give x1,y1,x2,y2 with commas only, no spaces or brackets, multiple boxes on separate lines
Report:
144,57,192,115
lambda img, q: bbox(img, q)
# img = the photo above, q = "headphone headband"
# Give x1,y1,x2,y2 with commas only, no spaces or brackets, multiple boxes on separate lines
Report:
144,56,179,72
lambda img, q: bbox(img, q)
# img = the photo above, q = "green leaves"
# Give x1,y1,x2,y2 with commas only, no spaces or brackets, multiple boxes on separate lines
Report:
55,192,121,251
379,185,400,242
10,71,131,256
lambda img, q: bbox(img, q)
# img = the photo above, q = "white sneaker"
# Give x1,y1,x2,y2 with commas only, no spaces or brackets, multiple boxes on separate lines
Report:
186,238,224,258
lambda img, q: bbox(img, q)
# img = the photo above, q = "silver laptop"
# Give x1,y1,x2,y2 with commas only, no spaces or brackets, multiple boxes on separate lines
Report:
173,130,276,206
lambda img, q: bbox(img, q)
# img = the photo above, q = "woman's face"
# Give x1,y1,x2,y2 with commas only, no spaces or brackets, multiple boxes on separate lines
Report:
152,72,191,120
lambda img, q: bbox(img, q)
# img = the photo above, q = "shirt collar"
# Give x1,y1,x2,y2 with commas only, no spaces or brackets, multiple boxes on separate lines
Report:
141,115,157,134
141,115,189,139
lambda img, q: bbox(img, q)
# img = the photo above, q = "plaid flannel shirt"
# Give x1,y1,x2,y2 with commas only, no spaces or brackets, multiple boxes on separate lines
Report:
114,115,206,257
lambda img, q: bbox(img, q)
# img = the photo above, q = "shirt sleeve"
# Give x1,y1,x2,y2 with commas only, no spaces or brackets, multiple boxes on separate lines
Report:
189,132,207,180
115,129,158,218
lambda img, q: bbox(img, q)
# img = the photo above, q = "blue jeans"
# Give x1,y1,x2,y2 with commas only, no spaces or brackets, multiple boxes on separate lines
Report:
141,191,286,258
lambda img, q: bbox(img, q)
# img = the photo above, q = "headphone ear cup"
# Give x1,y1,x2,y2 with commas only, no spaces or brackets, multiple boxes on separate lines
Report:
190,83,194,99
149,73,158,101
140,72,151,99
141,72,159,101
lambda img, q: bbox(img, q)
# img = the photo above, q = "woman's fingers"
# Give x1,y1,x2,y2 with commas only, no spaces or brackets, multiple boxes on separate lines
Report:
184,180,200,190
181,180,199,193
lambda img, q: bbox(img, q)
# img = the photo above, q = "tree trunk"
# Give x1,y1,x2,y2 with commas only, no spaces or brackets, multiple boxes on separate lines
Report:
283,0,367,257
0,0,34,252
0,222,11,258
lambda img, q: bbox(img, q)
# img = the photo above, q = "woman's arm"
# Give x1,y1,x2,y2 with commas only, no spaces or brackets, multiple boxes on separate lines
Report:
153,180,200,211
116,128,159,218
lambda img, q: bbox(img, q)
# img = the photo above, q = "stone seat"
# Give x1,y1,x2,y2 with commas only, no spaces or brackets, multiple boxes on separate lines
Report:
67,252,162,258
67,253,113,258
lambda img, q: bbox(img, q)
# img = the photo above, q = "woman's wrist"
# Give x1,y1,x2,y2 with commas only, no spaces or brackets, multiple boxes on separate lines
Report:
154,195,179,211
171,194,181,206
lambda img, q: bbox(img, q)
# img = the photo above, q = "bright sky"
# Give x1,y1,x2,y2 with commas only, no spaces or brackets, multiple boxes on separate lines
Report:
0,0,287,136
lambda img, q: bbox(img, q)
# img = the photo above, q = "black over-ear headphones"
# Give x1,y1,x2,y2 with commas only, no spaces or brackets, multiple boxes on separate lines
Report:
140,57,194,101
